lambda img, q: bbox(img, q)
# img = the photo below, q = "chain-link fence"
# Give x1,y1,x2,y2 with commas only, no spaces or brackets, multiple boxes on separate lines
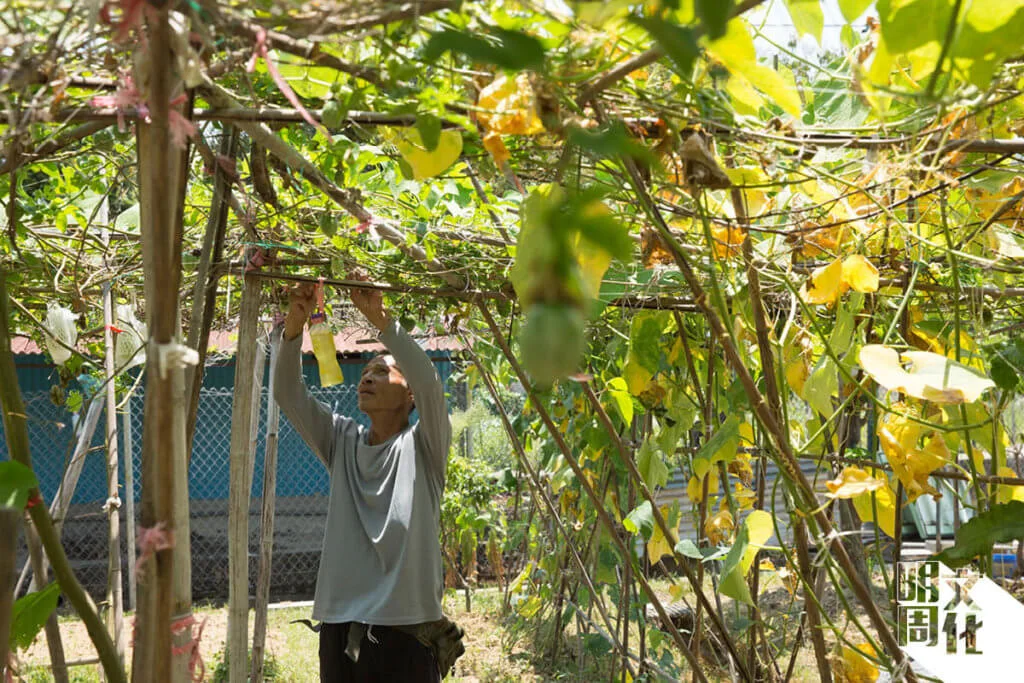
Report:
6,357,455,606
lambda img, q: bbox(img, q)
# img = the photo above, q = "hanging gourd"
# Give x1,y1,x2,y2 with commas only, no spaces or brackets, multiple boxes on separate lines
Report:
115,303,148,369
308,283,344,387
43,304,79,366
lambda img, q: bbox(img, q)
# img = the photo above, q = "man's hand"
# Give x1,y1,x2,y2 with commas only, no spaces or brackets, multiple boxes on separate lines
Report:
349,271,390,331
284,283,316,340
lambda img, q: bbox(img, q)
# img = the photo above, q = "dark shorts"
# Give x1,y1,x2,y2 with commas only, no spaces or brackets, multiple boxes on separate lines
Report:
319,622,440,683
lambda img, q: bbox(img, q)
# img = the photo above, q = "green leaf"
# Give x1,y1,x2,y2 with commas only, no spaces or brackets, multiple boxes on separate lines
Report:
637,437,670,492
607,377,634,425
422,28,546,71
624,501,655,540
674,538,704,559
990,355,1019,392
416,113,442,153
632,17,700,77
0,461,38,511
567,121,659,167
629,313,665,374
719,510,773,605
838,0,873,21
803,354,838,418
581,632,613,656
933,501,1024,568
785,0,825,42
696,0,734,39
10,582,60,651
693,415,741,474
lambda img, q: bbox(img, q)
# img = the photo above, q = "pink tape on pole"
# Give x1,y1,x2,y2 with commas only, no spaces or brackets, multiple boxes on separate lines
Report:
135,522,174,578
171,615,208,682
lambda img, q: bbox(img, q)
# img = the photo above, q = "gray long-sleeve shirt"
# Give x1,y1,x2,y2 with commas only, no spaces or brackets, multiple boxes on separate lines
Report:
274,320,451,625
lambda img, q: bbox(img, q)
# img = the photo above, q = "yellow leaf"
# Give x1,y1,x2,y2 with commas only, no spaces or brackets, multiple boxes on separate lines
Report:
852,481,897,538
623,359,654,397
833,643,879,683
574,229,613,301
647,505,678,560
728,453,754,487
786,355,811,395
801,258,845,306
706,21,801,117
739,510,773,574
996,466,1024,504
705,509,735,545
687,470,720,504
859,344,996,404
826,466,886,499
734,482,757,510
877,408,947,502
390,127,463,179
841,255,879,293
711,225,746,258
738,422,755,446
476,73,544,136
725,166,770,216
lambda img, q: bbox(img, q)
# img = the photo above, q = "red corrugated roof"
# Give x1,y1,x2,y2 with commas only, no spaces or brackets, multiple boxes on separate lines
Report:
206,325,462,355
11,326,462,357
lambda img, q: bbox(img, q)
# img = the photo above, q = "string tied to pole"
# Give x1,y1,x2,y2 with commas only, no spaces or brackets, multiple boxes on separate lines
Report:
135,522,174,578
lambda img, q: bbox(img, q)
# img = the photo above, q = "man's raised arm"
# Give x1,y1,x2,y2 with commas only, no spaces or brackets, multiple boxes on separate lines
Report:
350,277,452,484
273,283,341,468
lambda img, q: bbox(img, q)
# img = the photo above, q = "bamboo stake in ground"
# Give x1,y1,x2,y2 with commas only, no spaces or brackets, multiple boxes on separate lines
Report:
226,273,263,683
252,328,282,683
123,394,137,611
131,8,188,681
102,231,125,667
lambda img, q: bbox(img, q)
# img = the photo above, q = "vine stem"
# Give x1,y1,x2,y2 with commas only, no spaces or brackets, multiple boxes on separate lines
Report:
477,303,711,683
618,156,917,682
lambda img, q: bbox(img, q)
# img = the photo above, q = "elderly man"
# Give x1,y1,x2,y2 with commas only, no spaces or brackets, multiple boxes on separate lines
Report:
275,280,459,682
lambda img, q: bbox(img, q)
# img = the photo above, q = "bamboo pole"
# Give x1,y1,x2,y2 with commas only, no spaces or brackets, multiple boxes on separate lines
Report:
251,328,282,683
226,273,263,683
186,126,239,455
123,393,137,611
102,230,125,668
131,7,187,681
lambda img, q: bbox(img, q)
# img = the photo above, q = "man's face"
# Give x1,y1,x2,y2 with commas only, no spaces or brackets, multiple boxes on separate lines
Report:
357,355,413,415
